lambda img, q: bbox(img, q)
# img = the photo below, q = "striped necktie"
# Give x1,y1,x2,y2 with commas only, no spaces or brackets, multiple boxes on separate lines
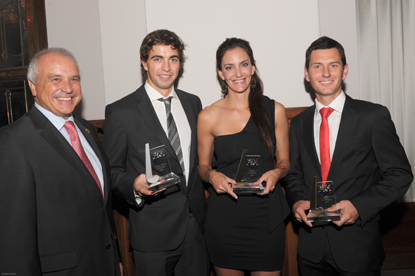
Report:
159,97,185,175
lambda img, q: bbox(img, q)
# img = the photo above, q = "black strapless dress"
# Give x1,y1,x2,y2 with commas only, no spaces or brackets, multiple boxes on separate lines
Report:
204,96,290,271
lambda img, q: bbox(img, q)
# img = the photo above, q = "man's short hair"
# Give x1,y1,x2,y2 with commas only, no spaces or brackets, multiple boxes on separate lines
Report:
139,29,186,80
27,48,79,84
305,36,347,69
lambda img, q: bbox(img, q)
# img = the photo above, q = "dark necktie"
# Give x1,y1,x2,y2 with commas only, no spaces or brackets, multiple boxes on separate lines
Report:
159,97,185,174
319,107,335,184
64,121,104,197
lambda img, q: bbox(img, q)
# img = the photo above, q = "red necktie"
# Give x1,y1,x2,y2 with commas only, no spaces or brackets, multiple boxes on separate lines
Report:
319,107,334,184
64,121,104,197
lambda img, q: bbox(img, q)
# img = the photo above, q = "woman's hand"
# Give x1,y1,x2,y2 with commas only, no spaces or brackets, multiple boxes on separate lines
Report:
208,170,238,199
257,168,283,195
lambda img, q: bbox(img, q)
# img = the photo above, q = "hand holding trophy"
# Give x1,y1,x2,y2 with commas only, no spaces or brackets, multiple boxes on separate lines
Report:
232,149,266,194
307,176,342,223
142,143,181,192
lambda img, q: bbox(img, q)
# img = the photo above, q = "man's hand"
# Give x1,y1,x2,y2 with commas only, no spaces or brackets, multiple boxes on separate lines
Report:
328,200,359,227
293,200,313,227
133,174,165,197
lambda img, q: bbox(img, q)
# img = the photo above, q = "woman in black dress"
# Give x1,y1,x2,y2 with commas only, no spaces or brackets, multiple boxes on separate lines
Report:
197,38,291,276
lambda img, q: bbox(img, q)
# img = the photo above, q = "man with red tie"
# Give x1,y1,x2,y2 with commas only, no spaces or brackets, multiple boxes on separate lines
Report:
0,48,121,275
285,36,412,275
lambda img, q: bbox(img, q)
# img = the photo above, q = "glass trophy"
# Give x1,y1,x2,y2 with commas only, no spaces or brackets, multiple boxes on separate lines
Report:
232,149,265,194
307,176,342,222
142,143,181,192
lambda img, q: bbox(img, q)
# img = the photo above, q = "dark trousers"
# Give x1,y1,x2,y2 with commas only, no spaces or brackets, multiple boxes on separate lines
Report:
133,213,210,276
298,234,381,276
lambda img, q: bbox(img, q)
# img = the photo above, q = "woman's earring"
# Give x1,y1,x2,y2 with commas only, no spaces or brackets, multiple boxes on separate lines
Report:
221,79,228,95
250,78,257,92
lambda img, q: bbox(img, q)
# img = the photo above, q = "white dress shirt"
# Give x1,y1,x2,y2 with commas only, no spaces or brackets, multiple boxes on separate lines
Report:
34,103,104,193
313,91,346,163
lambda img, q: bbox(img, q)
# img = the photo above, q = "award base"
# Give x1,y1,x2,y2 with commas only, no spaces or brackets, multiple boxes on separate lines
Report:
143,172,181,192
307,209,342,223
232,182,265,194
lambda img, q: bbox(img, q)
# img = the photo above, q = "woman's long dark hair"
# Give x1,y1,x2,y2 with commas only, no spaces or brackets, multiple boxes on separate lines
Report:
216,38,274,155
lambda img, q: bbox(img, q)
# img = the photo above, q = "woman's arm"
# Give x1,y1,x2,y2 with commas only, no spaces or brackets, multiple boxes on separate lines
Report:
197,108,237,199
274,101,290,178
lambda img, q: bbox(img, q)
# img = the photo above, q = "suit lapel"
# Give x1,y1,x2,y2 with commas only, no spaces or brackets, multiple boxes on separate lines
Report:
302,106,322,178
30,109,102,198
134,87,173,153
328,95,358,180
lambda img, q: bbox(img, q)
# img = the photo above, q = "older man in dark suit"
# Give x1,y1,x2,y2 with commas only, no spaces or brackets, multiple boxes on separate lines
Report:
285,36,413,276
0,48,121,275
103,29,209,276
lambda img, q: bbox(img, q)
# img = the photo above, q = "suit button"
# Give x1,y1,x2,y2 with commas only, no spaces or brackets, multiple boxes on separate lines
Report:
106,244,111,249
178,173,184,177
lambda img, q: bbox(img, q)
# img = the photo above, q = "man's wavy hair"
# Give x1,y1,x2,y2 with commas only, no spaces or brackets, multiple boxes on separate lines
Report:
140,29,186,80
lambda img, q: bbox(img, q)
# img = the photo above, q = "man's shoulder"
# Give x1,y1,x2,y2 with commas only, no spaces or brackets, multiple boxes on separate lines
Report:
348,97,383,109
0,111,38,147
74,116,95,129
107,86,144,109
0,110,36,134
176,88,201,102
291,105,315,122
345,96,387,116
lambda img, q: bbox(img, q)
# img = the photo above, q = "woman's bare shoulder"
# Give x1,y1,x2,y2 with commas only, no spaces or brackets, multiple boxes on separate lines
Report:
273,100,286,116
199,99,226,120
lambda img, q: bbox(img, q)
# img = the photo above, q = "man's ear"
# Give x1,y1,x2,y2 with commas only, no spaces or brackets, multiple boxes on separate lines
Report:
342,63,349,80
28,80,37,97
141,60,148,71
304,67,310,82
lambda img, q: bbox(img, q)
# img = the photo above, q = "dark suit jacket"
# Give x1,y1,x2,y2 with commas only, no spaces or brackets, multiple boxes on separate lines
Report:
0,107,121,275
102,85,206,252
285,95,413,273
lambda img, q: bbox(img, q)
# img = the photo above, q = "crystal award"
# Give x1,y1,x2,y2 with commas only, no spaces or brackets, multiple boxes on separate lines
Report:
307,176,342,223
232,149,265,194
142,143,181,192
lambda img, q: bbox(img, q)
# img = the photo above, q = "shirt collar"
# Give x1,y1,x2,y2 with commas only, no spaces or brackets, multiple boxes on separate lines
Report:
34,102,75,131
315,91,346,115
144,81,178,102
